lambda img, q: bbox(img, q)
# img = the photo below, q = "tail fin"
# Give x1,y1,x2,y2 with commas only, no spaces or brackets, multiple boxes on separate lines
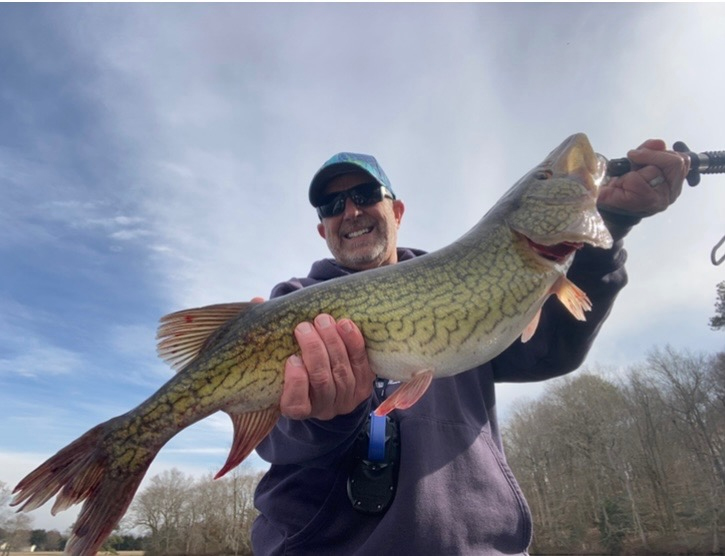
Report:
12,417,156,556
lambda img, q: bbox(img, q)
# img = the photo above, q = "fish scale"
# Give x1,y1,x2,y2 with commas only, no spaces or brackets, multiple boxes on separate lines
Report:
12,132,613,555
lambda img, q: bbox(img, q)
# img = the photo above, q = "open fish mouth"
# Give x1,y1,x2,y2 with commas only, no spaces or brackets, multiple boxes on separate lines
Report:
507,133,614,255
525,236,583,264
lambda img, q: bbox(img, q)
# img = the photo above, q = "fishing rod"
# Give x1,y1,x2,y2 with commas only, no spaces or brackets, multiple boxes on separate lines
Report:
606,141,725,186
605,141,725,265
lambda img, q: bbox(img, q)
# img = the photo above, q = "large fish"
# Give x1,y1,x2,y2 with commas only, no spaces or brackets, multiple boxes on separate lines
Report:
12,133,612,554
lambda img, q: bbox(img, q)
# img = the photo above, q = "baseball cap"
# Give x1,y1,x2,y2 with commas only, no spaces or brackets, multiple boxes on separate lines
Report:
308,152,396,207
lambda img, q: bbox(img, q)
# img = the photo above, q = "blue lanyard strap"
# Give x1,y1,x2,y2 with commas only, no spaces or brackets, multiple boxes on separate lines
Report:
367,412,388,462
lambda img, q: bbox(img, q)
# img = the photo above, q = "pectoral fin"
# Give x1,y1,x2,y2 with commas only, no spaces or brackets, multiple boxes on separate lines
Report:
374,370,434,417
215,406,280,479
552,275,592,321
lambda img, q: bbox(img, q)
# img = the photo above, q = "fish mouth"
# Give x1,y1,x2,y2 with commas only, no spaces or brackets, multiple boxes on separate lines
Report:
524,236,583,264
547,133,607,194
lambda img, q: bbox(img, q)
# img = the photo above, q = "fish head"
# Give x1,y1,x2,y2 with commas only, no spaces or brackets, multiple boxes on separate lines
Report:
503,133,613,267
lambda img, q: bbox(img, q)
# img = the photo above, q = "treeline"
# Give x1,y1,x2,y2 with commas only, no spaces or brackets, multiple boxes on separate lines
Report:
123,467,263,556
0,480,146,552
503,347,725,555
1,466,258,554
0,526,67,552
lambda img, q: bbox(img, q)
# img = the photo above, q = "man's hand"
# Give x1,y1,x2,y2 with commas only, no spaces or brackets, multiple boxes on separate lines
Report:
598,139,690,217
281,315,375,420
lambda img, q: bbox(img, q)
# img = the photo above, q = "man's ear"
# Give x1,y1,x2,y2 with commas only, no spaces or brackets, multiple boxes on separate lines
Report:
393,199,405,227
317,222,327,239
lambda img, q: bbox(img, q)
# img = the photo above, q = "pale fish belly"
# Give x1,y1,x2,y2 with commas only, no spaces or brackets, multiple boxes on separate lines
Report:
366,284,552,382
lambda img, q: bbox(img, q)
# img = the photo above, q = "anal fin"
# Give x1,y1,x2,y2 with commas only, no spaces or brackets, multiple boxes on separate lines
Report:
521,308,542,343
374,370,434,417
215,406,280,479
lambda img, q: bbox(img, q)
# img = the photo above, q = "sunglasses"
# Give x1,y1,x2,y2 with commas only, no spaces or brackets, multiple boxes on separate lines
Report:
316,182,394,219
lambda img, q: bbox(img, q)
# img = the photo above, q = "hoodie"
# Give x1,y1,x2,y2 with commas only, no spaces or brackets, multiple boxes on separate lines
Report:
253,241,628,555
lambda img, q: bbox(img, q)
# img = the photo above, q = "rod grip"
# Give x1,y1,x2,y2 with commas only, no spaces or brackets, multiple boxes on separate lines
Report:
607,141,725,186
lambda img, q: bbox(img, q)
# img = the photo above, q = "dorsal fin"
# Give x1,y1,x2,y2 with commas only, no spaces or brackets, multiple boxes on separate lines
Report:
156,302,255,371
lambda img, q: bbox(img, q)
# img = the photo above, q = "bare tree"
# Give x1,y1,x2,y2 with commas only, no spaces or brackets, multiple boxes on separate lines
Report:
0,481,33,551
710,352,725,413
504,350,725,554
646,347,724,553
622,369,678,535
505,399,570,548
185,468,261,555
128,468,194,554
547,373,634,554
127,467,262,555
505,373,637,553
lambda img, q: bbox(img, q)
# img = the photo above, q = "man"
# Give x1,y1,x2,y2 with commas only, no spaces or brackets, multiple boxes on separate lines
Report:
252,144,689,555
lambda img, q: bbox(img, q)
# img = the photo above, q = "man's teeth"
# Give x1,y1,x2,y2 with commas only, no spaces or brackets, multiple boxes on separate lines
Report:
345,227,372,239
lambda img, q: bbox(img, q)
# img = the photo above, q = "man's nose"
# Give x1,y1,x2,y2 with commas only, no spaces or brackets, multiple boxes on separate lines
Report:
341,197,362,218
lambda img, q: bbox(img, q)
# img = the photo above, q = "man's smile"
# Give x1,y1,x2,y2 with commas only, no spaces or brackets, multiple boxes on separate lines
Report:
344,227,374,239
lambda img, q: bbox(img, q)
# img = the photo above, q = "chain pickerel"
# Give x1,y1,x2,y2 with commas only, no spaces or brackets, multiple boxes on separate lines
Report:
12,133,613,554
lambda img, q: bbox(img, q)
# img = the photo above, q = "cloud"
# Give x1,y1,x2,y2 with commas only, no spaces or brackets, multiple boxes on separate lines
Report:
0,345,83,378
107,323,164,369
0,299,87,378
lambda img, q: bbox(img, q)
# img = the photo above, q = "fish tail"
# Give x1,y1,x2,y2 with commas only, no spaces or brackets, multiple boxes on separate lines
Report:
12,416,157,556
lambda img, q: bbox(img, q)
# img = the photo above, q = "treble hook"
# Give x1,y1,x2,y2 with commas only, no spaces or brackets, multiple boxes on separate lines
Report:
712,234,725,266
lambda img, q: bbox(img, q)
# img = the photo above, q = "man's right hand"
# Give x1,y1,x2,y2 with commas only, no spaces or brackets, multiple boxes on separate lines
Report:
281,314,375,420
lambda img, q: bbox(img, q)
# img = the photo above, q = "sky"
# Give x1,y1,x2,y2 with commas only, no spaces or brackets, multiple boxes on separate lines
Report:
1,3,724,534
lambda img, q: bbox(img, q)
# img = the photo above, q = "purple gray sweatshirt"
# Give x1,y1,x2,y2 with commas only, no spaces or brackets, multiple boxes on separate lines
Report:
252,241,628,555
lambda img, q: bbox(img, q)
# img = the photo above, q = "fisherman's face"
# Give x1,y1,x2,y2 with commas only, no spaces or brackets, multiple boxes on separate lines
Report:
317,172,405,271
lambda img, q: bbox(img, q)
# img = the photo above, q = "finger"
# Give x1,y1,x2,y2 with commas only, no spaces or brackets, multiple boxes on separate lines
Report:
599,145,689,216
295,321,336,415
599,171,655,207
599,172,669,216
312,314,356,414
337,319,374,405
280,354,312,420
250,296,265,304
635,138,666,152
627,148,688,201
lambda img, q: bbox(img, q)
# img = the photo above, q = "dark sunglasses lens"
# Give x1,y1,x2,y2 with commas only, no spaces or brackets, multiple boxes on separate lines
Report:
317,196,344,218
317,183,384,218
350,183,382,206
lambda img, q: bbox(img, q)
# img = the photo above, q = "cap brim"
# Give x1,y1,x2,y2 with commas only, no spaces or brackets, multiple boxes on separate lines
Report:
309,163,381,206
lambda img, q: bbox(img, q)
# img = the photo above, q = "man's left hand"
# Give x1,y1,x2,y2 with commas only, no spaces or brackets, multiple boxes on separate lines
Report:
598,139,690,218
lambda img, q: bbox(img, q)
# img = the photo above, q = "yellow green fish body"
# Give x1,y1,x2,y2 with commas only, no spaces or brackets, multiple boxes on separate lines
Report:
12,133,612,555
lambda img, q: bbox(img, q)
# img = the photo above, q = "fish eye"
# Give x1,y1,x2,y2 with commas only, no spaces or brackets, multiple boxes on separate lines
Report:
534,170,552,180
